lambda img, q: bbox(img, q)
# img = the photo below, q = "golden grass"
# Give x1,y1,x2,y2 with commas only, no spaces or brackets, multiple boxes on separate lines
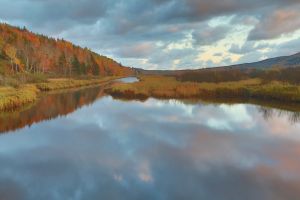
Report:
0,85,39,111
0,76,120,111
106,75,300,102
36,77,119,91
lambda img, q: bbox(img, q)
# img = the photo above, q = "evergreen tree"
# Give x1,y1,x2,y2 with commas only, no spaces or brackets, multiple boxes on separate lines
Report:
72,55,81,75
81,62,87,75
58,53,66,67
58,53,67,75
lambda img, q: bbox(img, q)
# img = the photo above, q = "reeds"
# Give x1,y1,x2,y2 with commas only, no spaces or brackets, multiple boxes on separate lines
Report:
0,85,39,111
106,76,300,102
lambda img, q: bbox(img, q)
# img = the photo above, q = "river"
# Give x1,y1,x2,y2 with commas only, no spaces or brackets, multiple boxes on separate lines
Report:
0,81,300,200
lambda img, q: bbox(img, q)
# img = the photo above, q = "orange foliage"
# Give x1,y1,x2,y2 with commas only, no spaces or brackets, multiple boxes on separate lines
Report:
0,23,134,76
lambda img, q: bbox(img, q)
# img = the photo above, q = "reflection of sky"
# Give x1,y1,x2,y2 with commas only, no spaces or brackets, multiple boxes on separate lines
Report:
0,97,300,199
115,77,139,83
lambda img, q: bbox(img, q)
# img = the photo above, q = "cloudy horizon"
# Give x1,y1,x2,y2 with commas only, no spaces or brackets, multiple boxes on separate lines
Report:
1,0,300,70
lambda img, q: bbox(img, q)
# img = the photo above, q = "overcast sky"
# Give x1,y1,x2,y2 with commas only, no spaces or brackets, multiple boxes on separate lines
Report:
1,0,300,69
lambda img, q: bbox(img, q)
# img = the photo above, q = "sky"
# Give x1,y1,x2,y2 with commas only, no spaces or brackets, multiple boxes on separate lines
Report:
0,0,300,70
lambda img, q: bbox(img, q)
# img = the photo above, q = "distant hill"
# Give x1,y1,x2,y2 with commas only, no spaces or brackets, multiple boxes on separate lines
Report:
0,23,133,76
135,52,300,85
232,52,300,69
136,52,300,76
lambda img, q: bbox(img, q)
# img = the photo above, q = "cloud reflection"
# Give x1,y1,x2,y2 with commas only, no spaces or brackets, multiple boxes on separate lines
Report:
0,97,300,199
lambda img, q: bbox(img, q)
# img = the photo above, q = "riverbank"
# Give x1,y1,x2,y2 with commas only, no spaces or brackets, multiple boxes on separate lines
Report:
106,76,300,102
0,85,39,111
36,77,118,91
0,77,119,111
2,75,300,112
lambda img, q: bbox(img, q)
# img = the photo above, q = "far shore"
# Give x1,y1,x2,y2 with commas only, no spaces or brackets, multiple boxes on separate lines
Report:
105,75,300,106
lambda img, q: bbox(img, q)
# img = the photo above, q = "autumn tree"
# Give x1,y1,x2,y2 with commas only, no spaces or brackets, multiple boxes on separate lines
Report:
0,37,4,57
3,45,19,72
0,23,133,76
90,54,99,76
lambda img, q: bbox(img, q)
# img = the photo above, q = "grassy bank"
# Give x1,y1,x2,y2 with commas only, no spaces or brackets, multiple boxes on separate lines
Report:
36,77,118,91
0,77,119,111
0,85,39,111
106,76,300,102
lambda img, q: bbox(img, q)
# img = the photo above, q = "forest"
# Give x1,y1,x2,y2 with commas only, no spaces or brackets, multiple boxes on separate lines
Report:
0,23,133,79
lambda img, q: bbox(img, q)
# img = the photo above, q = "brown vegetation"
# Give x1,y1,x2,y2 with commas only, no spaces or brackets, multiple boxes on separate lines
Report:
106,76,300,103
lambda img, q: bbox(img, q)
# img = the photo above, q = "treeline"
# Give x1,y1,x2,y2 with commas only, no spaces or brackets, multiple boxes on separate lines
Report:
0,23,133,76
176,67,300,85
254,67,300,84
175,68,248,83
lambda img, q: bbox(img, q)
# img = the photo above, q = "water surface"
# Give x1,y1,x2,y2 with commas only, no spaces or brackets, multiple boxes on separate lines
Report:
0,86,300,200
116,77,139,83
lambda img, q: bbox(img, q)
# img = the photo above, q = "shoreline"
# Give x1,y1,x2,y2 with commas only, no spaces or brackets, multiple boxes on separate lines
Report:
105,75,300,105
2,75,300,113
0,77,120,112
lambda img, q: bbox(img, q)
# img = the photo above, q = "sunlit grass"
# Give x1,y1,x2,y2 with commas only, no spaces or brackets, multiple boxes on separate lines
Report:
36,77,119,91
0,85,39,111
107,75,300,102
0,76,120,111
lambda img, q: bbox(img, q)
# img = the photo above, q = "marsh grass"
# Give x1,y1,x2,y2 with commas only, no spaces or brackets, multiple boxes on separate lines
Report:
0,76,120,111
106,76,300,102
0,85,39,111
36,77,119,91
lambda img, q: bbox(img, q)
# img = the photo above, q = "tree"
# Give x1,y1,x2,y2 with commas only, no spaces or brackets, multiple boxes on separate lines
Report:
58,53,67,76
22,40,29,71
0,23,131,76
0,37,4,57
90,54,99,76
81,62,87,75
3,45,18,72
72,55,81,75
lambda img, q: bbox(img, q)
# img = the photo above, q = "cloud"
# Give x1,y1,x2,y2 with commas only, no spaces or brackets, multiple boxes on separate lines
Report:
229,42,269,55
192,25,230,46
0,0,300,69
115,42,156,58
248,6,300,40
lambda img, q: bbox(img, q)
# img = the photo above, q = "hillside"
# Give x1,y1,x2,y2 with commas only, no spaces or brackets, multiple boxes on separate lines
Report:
0,23,133,77
136,51,300,84
233,52,300,69
137,52,300,76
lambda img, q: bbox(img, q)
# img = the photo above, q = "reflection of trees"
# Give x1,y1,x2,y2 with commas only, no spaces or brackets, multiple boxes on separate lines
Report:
258,107,300,124
0,86,106,133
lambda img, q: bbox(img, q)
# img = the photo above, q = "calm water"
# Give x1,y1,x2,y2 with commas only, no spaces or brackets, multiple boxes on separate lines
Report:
1,85,300,200
115,77,139,83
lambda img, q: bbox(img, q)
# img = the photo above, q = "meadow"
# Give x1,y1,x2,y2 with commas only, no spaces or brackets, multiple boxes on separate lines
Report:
106,75,300,102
